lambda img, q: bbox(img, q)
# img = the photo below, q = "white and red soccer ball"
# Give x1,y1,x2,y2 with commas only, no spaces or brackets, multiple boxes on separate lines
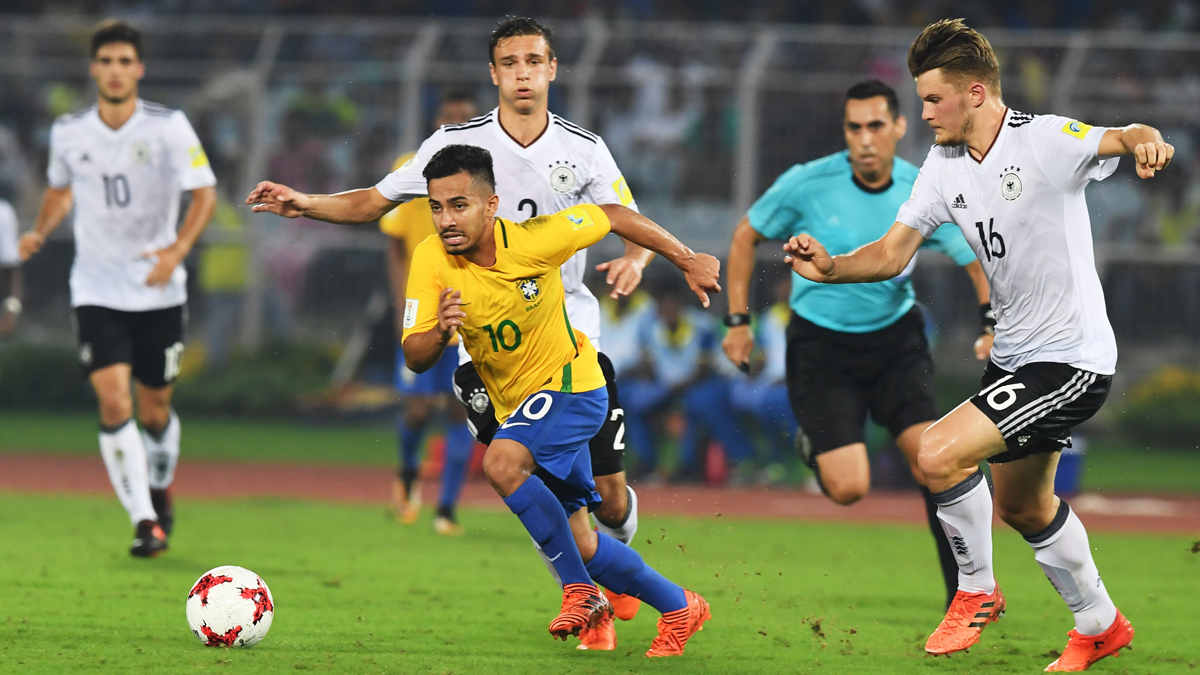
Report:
186,565,274,647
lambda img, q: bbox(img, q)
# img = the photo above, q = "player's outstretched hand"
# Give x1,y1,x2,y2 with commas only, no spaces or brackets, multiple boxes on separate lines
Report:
681,253,721,308
722,326,754,373
1134,141,1174,179
246,181,310,218
595,256,646,299
18,232,44,261
783,235,835,282
145,246,185,286
437,288,464,342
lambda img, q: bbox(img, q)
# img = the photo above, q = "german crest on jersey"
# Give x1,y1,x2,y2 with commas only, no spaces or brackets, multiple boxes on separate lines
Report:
1000,166,1022,201
549,162,576,193
517,278,541,302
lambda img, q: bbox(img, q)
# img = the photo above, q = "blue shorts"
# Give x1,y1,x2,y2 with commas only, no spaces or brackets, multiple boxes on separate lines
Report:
395,345,457,395
494,387,608,515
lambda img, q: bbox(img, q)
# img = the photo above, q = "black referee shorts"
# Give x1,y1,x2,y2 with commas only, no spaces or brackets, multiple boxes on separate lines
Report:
74,304,186,389
971,360,1111,463
785,307,939,459
452,351,626,477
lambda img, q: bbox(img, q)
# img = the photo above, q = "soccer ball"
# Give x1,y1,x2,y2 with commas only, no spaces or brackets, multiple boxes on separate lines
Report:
186,565,274,647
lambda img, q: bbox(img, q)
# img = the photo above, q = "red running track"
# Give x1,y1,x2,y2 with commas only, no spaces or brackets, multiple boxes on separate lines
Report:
1,453,1198,535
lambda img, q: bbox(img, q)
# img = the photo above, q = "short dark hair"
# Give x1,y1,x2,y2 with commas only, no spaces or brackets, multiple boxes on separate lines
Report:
845,79,899,119
907,18,1001,97
488,17,555,65
423,144,496,193
92,20,142,59
440,88,477,107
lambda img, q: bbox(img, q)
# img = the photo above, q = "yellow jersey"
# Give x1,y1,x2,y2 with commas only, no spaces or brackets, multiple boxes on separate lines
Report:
378,152,436,263
403,205,611,423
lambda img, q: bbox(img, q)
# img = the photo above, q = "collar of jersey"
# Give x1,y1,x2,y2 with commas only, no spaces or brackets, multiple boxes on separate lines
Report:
493,108,554,156
968,107,1011,169
90,98,145,136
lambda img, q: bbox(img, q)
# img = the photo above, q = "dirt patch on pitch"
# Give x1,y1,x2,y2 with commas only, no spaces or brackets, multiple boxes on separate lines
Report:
2,453,1198,534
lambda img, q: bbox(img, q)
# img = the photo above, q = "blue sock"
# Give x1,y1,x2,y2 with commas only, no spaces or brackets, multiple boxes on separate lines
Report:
585,532,687,613
398,421,426,472
438,424,472,509
502,475,591,586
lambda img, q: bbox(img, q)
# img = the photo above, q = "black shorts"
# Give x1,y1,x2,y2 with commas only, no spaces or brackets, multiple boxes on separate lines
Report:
785,307,938,459
971,360,1111,463
74,304,186,389
453,351,626,477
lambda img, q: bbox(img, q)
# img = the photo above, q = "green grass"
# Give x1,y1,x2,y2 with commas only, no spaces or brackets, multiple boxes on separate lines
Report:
1,492,1197,674
4,412,1200,494
0,412,396,466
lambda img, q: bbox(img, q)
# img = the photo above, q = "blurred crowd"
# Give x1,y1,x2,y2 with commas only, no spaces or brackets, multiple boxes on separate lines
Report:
11,0,1200,31
592,274,801,485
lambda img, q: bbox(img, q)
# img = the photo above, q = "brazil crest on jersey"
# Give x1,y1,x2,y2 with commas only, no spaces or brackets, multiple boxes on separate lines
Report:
402,205,610,422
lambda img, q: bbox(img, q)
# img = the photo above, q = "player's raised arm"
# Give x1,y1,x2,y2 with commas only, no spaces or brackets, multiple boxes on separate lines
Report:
598,204,721,308
1097,124,1174,179
784,221,924,285
19,186,73,261
246,183,396,224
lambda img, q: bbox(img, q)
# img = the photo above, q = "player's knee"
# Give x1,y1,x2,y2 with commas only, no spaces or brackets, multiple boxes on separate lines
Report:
137,402,171,434
917,428,958,484
823,472,868,505
995,499,1054,536
97,393,133,428
594,495,627,527
481,446,524,496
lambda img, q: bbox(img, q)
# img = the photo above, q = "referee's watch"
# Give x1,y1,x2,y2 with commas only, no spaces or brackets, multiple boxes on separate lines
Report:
723,313,751,328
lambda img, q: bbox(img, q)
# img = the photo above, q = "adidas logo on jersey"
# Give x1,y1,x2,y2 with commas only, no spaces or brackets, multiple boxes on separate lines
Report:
951,194,968,209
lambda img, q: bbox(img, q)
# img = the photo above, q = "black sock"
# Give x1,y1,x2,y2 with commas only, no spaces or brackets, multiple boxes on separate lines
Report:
921,486,959,609
399,466,419,495
436,504,455,522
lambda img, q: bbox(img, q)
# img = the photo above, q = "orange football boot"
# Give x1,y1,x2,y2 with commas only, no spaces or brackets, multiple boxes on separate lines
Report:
389,476,421,525
549,583,612,640
1045,610,1134,672
603,587,642,621
645,590,711,657
925,585,1006,656
576,613,617,651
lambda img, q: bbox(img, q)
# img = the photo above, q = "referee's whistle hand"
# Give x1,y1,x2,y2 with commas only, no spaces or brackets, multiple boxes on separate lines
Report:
722,326,754,371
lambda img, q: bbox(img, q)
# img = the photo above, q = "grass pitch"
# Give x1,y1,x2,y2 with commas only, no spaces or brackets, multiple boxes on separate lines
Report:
1,492,1196,674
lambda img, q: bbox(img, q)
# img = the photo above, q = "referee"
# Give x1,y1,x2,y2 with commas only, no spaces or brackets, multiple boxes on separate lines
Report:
723,80,992,606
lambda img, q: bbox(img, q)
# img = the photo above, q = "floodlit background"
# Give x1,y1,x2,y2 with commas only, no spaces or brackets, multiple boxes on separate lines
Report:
1,1,1199,489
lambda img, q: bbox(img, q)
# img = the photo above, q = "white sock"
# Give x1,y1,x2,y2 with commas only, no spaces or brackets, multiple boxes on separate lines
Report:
932,471,996,594
532,539,563,586
99,420,158,525
593,485,639,545
1027,502,1117,635
142,410,181,490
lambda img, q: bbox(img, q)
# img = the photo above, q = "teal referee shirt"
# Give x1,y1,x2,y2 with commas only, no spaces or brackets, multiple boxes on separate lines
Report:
749,150,977,333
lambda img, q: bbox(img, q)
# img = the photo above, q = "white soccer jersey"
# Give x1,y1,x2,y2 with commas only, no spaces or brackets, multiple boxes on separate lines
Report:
47,99,217,311
375,108,637,359
897,109,1119,374
0,198,18,268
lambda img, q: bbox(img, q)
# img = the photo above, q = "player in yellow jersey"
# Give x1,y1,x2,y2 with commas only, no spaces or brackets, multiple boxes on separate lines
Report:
403,144,719,656
379,92,477,534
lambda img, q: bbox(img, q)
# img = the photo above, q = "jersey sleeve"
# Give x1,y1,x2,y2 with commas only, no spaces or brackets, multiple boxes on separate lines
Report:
747,165,806,240
584,137,639,213
375,131,447,203
166,111,217,191
46,120,71,189
0,201,18,267
922,219,978,266
400,236,444,343
895,147,952,239
1028,115,1119,194
521,204,612,267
